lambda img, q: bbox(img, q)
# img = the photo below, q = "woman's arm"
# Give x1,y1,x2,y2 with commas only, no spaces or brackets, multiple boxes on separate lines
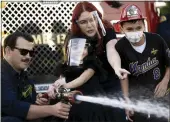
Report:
63,68,95,89
106,39,121,69
106,39,130,79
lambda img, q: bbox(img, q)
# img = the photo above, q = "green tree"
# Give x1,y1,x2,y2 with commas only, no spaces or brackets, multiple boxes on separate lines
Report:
160,2,170,15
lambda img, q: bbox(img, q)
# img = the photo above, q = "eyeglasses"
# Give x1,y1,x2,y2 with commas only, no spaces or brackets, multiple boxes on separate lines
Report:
76,17,97,26
14,47,34,57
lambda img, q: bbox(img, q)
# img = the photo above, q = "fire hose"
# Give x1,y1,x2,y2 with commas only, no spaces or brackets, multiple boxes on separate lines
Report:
39,87,83,121
42,87,83,104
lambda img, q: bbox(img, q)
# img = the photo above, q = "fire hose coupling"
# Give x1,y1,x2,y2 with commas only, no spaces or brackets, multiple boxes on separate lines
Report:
42,87,83,104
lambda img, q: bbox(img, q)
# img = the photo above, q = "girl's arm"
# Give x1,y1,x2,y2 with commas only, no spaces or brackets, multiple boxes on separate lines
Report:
63,68,95,89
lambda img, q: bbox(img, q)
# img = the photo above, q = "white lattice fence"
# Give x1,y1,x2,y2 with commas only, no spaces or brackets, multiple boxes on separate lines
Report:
2,2,77,77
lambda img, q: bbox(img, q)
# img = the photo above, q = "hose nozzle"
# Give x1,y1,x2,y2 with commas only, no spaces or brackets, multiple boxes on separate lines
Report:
42,87,83,104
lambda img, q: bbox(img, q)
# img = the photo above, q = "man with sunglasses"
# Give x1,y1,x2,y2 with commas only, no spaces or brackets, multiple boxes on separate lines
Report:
1,32,71,122
115,5,170,122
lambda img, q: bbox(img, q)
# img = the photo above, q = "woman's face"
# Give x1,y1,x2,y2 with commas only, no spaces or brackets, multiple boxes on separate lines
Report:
77,11,98,37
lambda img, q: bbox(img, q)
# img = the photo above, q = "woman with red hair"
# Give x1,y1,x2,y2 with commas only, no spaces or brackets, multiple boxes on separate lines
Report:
71,1,130,97
69,2,129,122
66,2,127,122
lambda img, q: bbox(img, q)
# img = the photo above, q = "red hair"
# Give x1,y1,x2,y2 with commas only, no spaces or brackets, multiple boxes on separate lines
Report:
71,2,113,54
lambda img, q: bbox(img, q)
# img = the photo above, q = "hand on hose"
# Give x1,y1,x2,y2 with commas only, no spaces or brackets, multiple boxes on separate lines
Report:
54,77,66,87
51,102,71,119
36,93,49,105
47,77,66,99
47,84,57,99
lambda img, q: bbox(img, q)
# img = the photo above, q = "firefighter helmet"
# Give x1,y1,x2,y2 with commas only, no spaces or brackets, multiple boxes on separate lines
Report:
118,4,146,23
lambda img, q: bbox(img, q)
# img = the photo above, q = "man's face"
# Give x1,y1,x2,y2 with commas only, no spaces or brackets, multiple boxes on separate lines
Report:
77,11,98,37
8,37,34,71
121,20,145,33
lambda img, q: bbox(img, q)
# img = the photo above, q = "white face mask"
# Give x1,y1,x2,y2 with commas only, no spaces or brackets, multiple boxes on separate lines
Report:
125,31,143,43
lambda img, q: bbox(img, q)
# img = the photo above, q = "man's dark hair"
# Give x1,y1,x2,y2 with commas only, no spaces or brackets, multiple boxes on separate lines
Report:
120,19,145,27
4,31,34,52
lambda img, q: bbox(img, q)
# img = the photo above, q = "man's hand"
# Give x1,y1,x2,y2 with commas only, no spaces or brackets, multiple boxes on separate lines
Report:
115,68,130,80
154,79,169,98
36,93,49,105
51,102,71,119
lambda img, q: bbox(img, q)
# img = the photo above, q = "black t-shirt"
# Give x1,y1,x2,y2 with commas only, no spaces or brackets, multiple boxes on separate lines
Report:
115,32,170,87
98,28,117,75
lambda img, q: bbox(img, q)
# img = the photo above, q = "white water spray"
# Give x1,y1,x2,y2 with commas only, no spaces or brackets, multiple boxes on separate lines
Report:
76,95,169,119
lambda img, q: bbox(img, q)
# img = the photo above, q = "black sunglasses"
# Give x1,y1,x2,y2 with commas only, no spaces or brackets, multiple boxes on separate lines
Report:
14,47,34,57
